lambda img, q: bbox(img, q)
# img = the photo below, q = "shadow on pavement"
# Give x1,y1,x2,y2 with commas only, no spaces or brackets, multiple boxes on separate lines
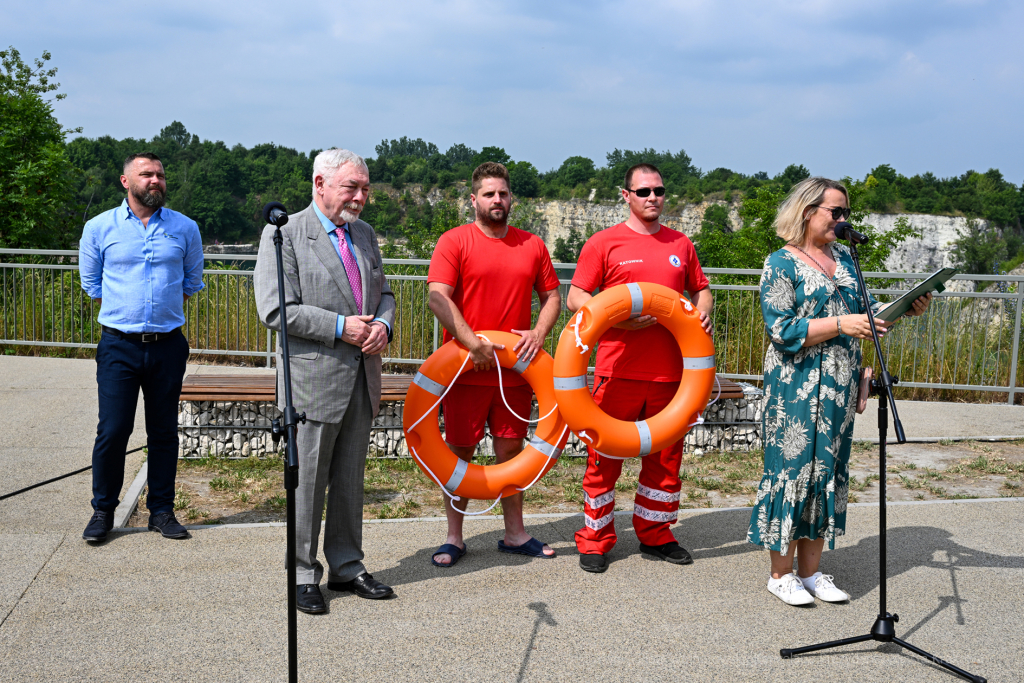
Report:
824,525,1024,602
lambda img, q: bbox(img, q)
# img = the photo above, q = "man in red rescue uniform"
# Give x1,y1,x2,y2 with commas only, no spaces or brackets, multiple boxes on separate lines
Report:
566,163,714,573
427,162,562,567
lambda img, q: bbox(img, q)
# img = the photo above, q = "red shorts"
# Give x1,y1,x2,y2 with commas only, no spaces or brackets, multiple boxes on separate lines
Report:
442,383,533,447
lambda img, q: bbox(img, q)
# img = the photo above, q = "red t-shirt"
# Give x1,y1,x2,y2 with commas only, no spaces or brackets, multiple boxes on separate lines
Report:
428,223,561,386
572,223,709,382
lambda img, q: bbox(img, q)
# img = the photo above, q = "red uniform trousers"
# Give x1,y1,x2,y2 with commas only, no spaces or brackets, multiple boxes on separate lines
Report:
574,376,684,555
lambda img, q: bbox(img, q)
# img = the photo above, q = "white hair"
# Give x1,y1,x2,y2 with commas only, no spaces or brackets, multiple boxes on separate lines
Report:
312,148,368,191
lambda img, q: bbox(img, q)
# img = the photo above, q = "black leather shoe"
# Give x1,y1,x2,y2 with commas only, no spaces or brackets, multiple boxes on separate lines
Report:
296,584,327,614
148,512,189,539
327,573,395,600
639,541,693,565
579,553,608,573
83,510,113,543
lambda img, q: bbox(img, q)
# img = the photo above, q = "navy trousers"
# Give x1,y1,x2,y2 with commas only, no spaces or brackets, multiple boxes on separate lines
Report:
91,330,189,515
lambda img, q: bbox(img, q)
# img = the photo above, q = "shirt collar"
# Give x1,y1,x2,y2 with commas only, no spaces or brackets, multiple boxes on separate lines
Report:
312,201,347,235
120,198,163,223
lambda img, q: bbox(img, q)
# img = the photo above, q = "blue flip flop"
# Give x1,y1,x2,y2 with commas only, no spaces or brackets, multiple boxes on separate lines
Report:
431,543,467,568
498,537,555,559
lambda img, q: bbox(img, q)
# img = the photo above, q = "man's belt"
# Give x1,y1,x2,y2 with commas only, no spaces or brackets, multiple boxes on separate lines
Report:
101,326,182,343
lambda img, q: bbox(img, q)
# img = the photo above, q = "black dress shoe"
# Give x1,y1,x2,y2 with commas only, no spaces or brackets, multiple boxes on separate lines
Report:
83,510,113,543
296,584,327,614
327,573,395,600
579,553,608,573
639,541,693,565
148,512,189,539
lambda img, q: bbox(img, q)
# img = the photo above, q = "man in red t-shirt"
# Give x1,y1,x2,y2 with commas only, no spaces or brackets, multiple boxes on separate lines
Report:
566,163,714,573
426,162,562,567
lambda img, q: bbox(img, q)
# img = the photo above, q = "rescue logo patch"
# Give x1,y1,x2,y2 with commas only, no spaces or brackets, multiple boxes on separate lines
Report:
669,254,681,267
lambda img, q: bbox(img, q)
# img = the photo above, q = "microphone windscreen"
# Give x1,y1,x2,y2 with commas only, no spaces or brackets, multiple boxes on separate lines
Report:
262,201,287,224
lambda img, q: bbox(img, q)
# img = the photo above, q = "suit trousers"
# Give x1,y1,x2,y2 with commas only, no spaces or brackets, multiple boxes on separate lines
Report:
293,364,373,585
91,330,190,514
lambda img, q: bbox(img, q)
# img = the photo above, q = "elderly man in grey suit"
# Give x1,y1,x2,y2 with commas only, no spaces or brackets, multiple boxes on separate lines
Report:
255,148,396,613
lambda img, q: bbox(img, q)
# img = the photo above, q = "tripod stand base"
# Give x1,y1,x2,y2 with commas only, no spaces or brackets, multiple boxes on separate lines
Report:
781,613,985,682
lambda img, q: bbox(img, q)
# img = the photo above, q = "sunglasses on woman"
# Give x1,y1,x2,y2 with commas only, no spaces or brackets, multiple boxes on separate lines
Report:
626,186,666,198
813,205,851,220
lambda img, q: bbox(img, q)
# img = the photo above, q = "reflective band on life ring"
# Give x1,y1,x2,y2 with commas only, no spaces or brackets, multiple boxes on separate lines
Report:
403,330,569,500
552,282,716,458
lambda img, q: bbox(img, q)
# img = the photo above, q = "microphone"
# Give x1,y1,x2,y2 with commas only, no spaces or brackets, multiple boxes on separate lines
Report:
834,221,869,245
262,201,289,227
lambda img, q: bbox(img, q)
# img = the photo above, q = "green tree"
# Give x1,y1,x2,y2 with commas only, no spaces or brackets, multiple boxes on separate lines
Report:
553,223,595,263
0,46,81,248
508,161,539,197
950,219,1006,284
404,200,467,258
472,146,512,167
556,155,596,188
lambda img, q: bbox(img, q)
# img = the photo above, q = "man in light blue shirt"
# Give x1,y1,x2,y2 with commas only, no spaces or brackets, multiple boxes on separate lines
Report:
78,152,205,543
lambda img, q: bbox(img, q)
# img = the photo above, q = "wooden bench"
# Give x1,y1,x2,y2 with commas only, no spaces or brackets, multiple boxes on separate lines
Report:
181,373,746,402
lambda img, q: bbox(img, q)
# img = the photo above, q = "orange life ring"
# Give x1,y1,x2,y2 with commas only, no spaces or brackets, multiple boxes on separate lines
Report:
403,330,569,500
552,282,716,458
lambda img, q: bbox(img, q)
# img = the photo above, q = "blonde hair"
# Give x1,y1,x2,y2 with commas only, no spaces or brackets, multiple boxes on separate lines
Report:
774,177,848,244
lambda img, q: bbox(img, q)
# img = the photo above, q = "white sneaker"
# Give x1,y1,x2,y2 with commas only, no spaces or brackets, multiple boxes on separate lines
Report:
767,573,815,606
800,572,849,602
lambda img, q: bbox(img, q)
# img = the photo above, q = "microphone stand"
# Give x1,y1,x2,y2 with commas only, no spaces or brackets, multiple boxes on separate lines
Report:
266,209,306,683
779,241,985,683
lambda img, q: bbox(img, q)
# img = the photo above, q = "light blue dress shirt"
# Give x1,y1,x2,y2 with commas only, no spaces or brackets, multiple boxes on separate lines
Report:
310,202,390,339
79,199,205,333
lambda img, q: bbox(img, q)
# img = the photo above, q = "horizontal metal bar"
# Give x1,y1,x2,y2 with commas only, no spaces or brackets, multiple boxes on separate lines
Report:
891,381,1017,392
0,248,79,256
382,258,430,265
0,339,99,349
190,348,273,358
0,263,80,271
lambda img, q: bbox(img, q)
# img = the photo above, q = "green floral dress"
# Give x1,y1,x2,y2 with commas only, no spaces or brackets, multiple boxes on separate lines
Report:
747,244,881,555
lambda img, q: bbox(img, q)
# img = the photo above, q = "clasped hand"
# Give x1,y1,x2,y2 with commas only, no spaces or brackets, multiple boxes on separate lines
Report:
341,314,388,355
467,328,544,372
613,311,714,334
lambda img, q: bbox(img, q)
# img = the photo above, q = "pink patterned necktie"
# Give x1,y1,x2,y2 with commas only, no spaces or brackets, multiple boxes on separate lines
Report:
334,227,363,313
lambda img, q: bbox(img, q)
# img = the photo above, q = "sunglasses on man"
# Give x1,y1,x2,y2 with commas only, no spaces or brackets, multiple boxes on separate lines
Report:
812,205,851,221
625,186,666,198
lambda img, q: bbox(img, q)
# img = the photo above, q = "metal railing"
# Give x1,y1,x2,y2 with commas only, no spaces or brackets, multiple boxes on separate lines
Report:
3,249,1024,404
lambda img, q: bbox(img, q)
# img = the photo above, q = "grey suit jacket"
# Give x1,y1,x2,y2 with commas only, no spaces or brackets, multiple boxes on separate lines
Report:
254,204,396,423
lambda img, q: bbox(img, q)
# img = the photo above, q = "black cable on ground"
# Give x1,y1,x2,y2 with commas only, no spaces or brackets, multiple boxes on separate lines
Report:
0,445,147,502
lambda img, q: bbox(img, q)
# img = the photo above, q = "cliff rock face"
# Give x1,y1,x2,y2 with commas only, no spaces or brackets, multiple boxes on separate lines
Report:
862,213,987,273
534,199,741,249
366,185,978,274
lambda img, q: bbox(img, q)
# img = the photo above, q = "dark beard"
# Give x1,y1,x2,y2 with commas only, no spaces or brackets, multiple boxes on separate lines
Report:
476,205,508,228
132,186,165,209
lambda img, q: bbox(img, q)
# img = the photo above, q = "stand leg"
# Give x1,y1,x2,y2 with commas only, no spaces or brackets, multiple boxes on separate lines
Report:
893,639,987,683
780,634,873,659
286,466,297,683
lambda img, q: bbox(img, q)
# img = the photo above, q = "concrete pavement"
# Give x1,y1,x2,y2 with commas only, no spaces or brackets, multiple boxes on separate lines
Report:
2,355,1023,682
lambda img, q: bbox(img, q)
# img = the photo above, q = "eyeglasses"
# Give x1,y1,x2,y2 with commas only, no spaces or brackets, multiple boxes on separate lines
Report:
625,186,666,198
812,205,851,221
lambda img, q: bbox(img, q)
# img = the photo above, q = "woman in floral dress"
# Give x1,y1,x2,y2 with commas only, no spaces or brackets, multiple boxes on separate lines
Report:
748,177,931,606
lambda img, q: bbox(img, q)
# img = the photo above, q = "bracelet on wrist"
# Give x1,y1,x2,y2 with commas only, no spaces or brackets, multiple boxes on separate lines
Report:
836,317,844,336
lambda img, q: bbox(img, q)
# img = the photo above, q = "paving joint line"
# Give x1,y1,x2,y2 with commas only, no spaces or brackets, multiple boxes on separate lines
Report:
0,532,68,630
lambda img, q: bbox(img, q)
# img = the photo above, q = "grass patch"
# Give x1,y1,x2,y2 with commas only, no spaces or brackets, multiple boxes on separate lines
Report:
374,499,422,519
850,474,879,492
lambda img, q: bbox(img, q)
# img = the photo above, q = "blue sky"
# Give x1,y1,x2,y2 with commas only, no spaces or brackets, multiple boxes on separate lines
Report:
6,0,1023,182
